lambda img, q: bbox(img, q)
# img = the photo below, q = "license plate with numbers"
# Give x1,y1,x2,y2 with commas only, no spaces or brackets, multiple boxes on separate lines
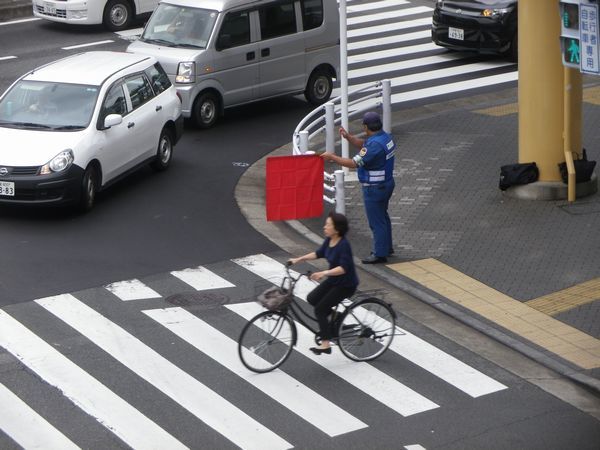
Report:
44,2,56,14
0,181,15,196
448,27,464,40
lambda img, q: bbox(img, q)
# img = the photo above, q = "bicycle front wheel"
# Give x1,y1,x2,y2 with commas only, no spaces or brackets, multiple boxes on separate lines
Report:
337,298,396,362
238,310,296,373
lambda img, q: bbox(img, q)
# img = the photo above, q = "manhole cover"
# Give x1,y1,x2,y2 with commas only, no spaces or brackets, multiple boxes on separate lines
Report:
165,292,230,309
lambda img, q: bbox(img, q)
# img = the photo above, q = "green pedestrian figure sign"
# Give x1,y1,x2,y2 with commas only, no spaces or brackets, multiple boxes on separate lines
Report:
568,38,580,64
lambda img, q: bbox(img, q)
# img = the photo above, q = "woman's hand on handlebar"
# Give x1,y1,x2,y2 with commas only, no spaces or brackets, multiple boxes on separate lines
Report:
287,258,301,266
309,271,327,282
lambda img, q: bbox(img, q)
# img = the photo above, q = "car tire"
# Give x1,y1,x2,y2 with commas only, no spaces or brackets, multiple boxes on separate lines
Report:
304,69,333,106
192,92,219,129
78,165,98,213
103,0,132,32
150,128,173,171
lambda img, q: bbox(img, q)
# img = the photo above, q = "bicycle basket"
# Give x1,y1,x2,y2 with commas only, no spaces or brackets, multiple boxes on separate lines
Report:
257,286,292,311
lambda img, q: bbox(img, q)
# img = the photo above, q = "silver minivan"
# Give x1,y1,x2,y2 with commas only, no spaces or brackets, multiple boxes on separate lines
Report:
127,0,339,128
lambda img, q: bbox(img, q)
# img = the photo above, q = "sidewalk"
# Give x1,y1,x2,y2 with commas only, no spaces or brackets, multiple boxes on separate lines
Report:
237,84,600,395
0,0,32,22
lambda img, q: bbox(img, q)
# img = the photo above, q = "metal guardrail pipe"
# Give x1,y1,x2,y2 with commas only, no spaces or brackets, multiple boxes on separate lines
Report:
334,170,345,215
382,79,392,133
299,130,309,154
325,102,335,154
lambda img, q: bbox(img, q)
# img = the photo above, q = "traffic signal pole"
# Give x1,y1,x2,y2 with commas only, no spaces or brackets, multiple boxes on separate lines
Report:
518,0,565,183
564,66,583,201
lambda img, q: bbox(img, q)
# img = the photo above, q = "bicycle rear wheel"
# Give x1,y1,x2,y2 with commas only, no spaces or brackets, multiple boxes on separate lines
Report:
238,310,296,373
337,298,395,362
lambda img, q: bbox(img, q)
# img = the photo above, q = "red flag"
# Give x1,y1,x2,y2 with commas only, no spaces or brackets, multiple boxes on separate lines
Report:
266,154,324,221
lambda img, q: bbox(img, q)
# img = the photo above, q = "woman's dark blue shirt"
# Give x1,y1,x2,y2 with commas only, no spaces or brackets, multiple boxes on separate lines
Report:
315,237,359,288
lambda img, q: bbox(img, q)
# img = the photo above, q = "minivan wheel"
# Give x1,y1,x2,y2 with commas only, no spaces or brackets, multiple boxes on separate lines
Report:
305,69,333,105
78,166,98,213
103,0,132,31
193,92,219,128
151,128,173,171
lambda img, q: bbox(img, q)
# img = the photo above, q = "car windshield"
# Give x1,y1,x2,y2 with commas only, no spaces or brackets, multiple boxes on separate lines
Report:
140,4,218,49
0,80,99,130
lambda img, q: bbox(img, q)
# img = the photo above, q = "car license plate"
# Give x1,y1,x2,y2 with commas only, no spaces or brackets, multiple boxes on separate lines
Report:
44,2,56,14
448,27,464,41
0,181,15,197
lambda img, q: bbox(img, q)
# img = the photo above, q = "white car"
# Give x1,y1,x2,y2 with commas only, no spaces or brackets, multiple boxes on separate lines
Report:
0,51,183,211
32,0,159,31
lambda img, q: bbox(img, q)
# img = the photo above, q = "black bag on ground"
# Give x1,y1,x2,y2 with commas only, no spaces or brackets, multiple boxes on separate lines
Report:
558,149,596,184
499,162,539,191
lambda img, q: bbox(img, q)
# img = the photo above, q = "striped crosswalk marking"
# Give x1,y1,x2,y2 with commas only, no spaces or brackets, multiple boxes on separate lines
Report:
0,309,186,450
35,294,291,450
171,266,235,291
0,382,80,450
227,302,439,417
347,6,433,26
144,307,367,436
105,278,161,301
348,17,433,38
233,254,507,397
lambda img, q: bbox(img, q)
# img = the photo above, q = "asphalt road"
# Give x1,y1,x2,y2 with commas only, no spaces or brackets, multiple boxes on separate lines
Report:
0,19,315,305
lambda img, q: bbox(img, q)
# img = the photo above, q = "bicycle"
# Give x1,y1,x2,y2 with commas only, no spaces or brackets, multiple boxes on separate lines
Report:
237,262,397,373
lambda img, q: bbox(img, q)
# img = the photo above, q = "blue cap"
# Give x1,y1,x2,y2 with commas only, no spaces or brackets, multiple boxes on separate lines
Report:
362,111,382,128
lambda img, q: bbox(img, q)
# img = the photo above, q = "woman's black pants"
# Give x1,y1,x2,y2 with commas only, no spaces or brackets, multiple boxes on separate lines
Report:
307,282,356,340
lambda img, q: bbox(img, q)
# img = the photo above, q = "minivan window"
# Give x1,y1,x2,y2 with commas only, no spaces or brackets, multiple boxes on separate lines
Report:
102,83,128,117
217,10,251,50
146,63,172,94
301,0,323,31
259,1,297,40
124,75,154,110
141,4,218,48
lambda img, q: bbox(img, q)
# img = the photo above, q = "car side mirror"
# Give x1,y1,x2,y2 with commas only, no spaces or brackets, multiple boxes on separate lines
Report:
103,114,123,129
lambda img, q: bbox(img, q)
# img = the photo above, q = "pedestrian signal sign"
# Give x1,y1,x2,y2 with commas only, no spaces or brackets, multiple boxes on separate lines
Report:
559,0,600,74
564,37,581,64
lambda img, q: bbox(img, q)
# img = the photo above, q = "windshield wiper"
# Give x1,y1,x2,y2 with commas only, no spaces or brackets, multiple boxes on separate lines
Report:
7,122,52,129
52,125,86,130
176,43,204,49
141,37,176,47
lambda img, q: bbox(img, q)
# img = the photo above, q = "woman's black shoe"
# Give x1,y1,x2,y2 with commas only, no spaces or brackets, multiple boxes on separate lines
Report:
310,346,332,355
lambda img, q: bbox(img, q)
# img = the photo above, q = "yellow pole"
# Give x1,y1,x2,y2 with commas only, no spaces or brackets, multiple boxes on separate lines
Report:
564,67,583,202
518,0,564,181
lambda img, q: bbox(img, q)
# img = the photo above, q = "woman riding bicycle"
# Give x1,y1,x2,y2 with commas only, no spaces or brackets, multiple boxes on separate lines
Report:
288,212,359,355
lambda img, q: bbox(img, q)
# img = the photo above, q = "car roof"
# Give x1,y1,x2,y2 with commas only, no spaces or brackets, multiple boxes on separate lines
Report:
160,0,262,12
24,51,155,86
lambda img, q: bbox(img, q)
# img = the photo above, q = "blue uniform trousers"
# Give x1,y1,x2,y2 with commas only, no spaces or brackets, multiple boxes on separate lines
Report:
362,179,394,257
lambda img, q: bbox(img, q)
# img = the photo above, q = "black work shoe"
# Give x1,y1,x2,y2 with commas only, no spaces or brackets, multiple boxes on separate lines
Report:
310,346,332,355
389,248,395,255
361,255,388,264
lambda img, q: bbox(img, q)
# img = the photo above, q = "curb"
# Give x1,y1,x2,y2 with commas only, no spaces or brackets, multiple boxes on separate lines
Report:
235,87,600,396
0,1,32,22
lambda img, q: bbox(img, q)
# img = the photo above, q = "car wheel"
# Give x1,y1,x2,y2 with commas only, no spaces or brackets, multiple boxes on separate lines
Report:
192,92,219,129
151,128,173,171
304,69,333,105
78,166,98,213
103,0,132,32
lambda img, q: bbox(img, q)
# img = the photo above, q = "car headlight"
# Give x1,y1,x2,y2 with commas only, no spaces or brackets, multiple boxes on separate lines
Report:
40,150,74,175
176,62,195,84
482,8,510,18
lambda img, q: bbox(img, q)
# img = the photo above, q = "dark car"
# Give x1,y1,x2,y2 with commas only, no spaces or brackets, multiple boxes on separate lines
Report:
432,0,518,61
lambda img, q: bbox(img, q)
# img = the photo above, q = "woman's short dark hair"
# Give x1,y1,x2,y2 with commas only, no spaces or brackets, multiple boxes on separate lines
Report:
328,211,349,237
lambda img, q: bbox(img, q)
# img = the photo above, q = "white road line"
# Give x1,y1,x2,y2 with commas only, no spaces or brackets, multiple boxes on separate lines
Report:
349,53,464,79
349,42,440,64
0,17,41,26
349,30,431,50
227,301,439,417
61,40,114,50
347,6,433,26
144,307,367,437
234,254,508,398
104,278,162,301
0,56,17,61
0,382,80,450
36,294,290,450
347,0,409,13
348,18,432,38
0,309,186,450
171,266,235,291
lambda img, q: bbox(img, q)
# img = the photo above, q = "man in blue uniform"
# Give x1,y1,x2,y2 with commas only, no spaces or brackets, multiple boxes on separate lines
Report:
321,111,396,264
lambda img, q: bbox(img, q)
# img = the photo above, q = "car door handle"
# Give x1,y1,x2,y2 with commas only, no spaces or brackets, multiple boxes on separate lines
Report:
246,51,255,61
127,122,135,129
261,48,270,57
155,105,162,112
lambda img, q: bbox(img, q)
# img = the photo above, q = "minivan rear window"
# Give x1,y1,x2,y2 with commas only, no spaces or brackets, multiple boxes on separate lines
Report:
301,0,323,31
259,1,297,40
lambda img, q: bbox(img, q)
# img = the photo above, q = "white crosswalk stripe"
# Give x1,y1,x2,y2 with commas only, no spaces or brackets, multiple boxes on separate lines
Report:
0,253,509,448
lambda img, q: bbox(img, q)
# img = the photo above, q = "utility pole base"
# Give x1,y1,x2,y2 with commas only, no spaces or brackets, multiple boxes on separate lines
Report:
503,175,598,200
